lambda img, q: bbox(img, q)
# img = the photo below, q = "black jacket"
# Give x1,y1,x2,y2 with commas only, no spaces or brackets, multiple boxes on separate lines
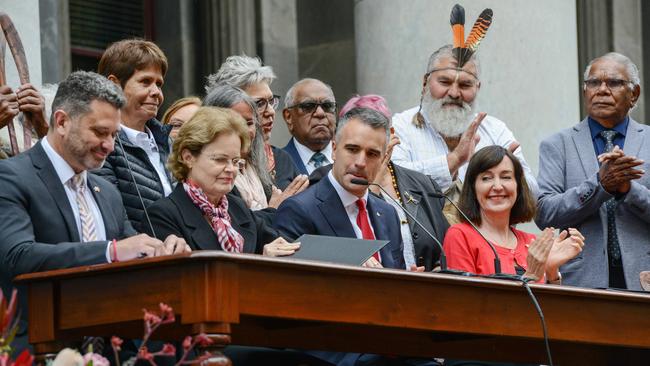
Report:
309,163,449,271
272,145,301,190
93,119,173,229
143,184,279,253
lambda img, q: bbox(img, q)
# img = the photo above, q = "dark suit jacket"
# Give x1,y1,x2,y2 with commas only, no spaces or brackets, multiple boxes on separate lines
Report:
0,141,136,353
272,145,301,190
274,175,405,269
283,137,308,175
143,184,278,253
309,164,449,271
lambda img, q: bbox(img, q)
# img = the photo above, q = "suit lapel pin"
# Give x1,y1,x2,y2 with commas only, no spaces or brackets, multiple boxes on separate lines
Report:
405,191,418,204
93,186,100,193
376,211,381,217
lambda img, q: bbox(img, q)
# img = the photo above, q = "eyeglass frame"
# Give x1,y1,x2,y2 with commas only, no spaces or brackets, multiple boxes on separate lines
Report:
205,154,246,171
583,78,634,91
286,100,338,115
254,95,281,113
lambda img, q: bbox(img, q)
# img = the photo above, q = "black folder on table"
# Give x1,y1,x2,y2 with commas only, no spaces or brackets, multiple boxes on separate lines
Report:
288,234,389,266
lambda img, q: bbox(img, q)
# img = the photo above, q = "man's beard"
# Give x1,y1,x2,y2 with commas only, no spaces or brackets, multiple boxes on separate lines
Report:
421,92,477,137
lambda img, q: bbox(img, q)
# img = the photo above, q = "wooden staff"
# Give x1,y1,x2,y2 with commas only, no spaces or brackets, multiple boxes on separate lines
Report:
0,12,32,156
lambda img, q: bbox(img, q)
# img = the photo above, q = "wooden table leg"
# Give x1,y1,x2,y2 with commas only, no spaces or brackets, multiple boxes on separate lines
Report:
194,323,232,366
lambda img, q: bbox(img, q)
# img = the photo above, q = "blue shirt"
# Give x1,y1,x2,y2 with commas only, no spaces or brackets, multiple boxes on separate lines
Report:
588,116,629,156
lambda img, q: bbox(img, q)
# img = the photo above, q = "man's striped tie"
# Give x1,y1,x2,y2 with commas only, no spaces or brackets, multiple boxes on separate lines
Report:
69,174,98,242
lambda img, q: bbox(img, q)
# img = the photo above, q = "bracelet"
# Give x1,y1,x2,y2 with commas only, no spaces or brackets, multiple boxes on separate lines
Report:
112,239,119,262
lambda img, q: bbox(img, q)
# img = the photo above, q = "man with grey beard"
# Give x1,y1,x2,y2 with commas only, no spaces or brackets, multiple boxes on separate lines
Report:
392,45,537,222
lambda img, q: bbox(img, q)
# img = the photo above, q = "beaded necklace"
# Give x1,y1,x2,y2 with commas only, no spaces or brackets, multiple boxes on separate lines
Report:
387,162,402,203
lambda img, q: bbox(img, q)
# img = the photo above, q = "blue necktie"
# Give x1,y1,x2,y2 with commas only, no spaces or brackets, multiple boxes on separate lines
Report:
310,152,327,168
600,130,622,265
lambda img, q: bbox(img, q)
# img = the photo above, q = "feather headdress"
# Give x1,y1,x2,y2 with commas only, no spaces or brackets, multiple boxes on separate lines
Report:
449,4,493,68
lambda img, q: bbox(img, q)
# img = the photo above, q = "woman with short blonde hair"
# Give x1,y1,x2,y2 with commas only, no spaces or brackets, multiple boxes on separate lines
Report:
146,106,298,256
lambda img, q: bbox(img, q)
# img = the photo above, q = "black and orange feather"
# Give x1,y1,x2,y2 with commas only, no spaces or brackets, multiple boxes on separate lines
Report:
449,4,493,68
449,4,465,63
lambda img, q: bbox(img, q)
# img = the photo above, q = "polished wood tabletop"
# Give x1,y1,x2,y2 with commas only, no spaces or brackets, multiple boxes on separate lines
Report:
16,252,650,365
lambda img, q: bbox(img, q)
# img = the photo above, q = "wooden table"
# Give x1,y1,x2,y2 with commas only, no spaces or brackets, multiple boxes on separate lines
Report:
15,252,650,365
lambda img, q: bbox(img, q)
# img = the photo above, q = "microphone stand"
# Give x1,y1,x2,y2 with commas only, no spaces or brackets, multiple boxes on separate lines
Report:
350,178,467,275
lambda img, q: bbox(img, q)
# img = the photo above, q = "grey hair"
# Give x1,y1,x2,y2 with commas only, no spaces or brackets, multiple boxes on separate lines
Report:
205,54,276,93
583,52,641,87
335,107,390,149
284,78,335,109
50,71,125,128
202,83,274,194
426,44,481,78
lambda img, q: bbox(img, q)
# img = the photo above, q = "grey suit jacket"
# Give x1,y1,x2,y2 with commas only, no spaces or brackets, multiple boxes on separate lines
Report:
0,142,136,353
536,118,650,291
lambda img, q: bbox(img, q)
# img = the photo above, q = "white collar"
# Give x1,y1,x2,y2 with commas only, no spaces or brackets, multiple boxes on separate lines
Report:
41,137,87,186
294,138,332,165
120,123,155,145
327,170,368,208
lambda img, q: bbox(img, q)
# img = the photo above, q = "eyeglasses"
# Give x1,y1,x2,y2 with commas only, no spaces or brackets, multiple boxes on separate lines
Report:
583,78,632,91
254,95,280,113
287,101,337,114
206,155,246,171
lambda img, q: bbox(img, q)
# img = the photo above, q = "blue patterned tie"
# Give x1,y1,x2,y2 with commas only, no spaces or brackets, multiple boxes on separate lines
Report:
600,130,622,265
310,152,327,168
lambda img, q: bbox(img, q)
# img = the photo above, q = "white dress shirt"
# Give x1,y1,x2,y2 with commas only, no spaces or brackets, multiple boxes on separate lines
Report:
391,106,538,196
294,139,333,174
327,171,376,239
41,137,112,261
384,196,416,268
120,124,172,196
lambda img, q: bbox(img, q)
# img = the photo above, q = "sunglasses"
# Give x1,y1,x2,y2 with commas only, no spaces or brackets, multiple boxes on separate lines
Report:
287,101,337,114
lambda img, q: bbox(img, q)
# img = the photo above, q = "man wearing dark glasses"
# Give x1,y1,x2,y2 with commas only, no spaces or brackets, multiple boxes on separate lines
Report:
282,78,337,175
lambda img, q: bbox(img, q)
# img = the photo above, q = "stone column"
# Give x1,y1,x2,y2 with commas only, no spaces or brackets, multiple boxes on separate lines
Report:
259,0,299,147
613,0,644,122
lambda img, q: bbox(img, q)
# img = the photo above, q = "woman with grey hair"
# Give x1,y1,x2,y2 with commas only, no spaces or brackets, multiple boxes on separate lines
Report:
203,83,308,211
206,54,302,191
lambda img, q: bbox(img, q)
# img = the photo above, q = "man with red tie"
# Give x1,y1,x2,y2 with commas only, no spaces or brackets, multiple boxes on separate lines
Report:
275,107,405,270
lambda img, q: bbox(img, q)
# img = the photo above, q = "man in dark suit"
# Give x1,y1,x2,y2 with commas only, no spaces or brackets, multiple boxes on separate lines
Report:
0,71,188,353
282,78,337,175
276,107,405,270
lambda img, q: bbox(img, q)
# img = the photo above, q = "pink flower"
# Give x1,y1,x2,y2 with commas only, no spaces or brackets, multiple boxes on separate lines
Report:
182,336,192,351
158,303,175,324
143,310,162,325
83,353,110,366
194,334,213,346
155,343,176,357
111,336,123,352
137,347,155,365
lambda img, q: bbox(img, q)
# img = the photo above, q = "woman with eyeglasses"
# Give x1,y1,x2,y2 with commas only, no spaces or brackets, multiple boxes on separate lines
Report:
144,106,299,255
204,83,308,213
206,55,304,191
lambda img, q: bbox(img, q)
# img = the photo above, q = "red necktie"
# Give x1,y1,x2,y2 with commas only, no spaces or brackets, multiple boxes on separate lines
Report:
356,199,381,262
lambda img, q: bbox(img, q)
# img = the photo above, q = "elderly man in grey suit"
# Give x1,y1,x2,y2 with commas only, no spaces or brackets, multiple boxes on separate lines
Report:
0,71,189,353
536,52,649,291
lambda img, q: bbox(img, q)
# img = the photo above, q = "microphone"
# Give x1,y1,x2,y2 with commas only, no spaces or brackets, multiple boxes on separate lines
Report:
429,190,502,274
350,178,458,274
115,133,157,238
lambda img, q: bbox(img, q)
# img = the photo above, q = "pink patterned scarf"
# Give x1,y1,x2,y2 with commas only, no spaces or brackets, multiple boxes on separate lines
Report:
183,179,244,253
